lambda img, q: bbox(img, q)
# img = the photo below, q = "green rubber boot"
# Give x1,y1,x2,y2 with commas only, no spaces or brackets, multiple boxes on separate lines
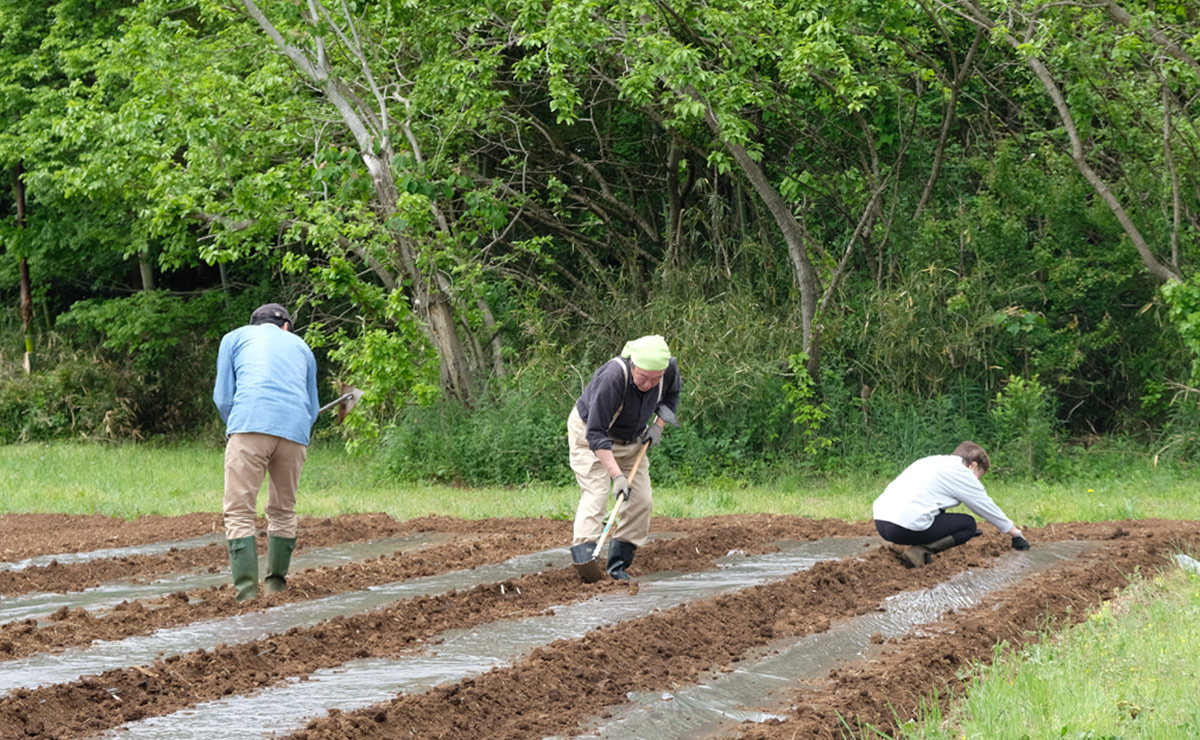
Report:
227,536,258,601
901,535,960,568
924,534,959,554
264,535,297,595
900,545,933,568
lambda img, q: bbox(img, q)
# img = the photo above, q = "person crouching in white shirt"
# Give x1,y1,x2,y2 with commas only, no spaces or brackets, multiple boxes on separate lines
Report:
873,441,1031,568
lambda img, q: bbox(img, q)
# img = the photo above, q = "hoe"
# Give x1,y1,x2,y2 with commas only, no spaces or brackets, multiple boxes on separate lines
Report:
319,385,364,424
572,405,679,583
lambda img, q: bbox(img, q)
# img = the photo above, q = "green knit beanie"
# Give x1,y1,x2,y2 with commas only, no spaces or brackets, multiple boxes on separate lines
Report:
621,334,671,370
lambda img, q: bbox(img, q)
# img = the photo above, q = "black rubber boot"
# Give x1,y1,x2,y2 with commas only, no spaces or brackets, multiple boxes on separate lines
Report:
606,540,638,581
227,536,258,601
264,535,296,595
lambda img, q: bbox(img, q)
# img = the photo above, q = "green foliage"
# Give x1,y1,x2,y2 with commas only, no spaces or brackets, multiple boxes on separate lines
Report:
777,351,834,456
378,279,813,485
1163,277,1200,385
0,342,139,443
821,376,988,476
989,375,1061,478
379,368,575,485
56,291,228,371
318,292,441,452
0,292,260,441
1151,393,1200,467
5,0,1200,489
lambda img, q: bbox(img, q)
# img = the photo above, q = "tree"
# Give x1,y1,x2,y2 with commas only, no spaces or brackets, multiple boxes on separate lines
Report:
951,0,1193,284
237,0,517,403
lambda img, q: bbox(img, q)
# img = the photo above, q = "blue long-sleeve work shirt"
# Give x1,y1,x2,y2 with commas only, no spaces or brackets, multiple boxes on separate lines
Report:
213,324,320,446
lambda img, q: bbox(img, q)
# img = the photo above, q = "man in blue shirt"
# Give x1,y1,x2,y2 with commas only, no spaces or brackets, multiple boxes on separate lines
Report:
213,303,320,600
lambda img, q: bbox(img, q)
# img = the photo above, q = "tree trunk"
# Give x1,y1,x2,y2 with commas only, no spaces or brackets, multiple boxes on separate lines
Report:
13,164,33,373
240,0,476,403
699,104,821,375
139,250,156,292
426,294,473,403
478,298,506,380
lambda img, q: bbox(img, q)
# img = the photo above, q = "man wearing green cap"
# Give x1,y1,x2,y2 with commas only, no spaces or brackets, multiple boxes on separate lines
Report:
567,335,681,580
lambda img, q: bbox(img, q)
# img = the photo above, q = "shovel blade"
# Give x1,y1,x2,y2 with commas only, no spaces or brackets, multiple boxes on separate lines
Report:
336,386,364,424
573,558,606,583
570,542,606,583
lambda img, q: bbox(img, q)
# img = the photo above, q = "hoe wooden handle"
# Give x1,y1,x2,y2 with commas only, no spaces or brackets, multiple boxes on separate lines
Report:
594,441,649,557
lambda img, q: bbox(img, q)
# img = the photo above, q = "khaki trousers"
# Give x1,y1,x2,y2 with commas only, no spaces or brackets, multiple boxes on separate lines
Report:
568,407,653,547
223,432,307,540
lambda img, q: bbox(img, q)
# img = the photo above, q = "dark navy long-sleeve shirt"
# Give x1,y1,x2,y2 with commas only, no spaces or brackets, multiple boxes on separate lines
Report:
575,357,680,451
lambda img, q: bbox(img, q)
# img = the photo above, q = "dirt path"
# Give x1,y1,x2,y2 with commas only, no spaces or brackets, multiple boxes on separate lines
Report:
0,513,1195,740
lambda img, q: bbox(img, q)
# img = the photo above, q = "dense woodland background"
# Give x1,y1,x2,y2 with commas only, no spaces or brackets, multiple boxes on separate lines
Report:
4,0,1200,484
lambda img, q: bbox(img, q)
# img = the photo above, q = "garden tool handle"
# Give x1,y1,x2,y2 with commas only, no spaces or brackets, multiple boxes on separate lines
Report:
593,441,650,557
319,391,352,415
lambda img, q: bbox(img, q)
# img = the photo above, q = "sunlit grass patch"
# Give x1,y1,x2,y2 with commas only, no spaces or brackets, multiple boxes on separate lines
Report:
3,442,1200,525
900,562,1200,739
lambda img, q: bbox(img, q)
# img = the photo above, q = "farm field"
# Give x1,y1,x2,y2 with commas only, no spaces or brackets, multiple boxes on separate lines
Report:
2,511,1196,739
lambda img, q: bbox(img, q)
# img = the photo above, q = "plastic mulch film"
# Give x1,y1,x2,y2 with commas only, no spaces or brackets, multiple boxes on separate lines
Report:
0,532,455,626
93,538,880,739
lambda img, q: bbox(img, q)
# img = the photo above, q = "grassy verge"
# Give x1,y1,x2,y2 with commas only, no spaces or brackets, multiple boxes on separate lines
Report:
898,561,1200,739
1,441,1200,523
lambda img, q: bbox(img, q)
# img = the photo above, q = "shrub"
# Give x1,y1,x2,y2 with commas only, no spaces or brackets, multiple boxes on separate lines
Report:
988,374,1061,477
379,367,575,485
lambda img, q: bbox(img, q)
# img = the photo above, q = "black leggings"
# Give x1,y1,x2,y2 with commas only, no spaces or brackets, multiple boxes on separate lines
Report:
875,513,980,547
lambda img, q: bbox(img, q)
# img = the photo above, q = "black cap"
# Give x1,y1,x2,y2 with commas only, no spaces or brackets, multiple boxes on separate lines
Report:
249,303,291,327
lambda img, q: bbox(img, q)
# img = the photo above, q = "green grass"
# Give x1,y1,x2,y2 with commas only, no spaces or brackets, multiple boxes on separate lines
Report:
2,441,1200,523
897,562,1200,739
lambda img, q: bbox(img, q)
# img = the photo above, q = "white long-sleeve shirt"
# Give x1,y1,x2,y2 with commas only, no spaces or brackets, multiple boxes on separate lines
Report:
872,455,1014,534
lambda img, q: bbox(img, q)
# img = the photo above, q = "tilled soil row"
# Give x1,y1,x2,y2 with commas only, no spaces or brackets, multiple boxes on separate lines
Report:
736,523,1200,739
0,531,560,660
3,515,1192,739
0,519,886,740
0,566,627,740
0,514,574,597
1,512,222,561
1,541,229,598
284,546,999,739
0,515,868,660
288,520,1197,740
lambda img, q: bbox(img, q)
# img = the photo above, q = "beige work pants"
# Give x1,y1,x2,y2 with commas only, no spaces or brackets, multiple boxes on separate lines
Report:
223,432,307,540
568,407,653,547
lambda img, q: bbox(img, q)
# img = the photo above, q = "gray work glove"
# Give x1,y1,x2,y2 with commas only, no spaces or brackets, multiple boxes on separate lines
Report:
611,474,631,501
639,424,663,448
1012,536,1031,550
